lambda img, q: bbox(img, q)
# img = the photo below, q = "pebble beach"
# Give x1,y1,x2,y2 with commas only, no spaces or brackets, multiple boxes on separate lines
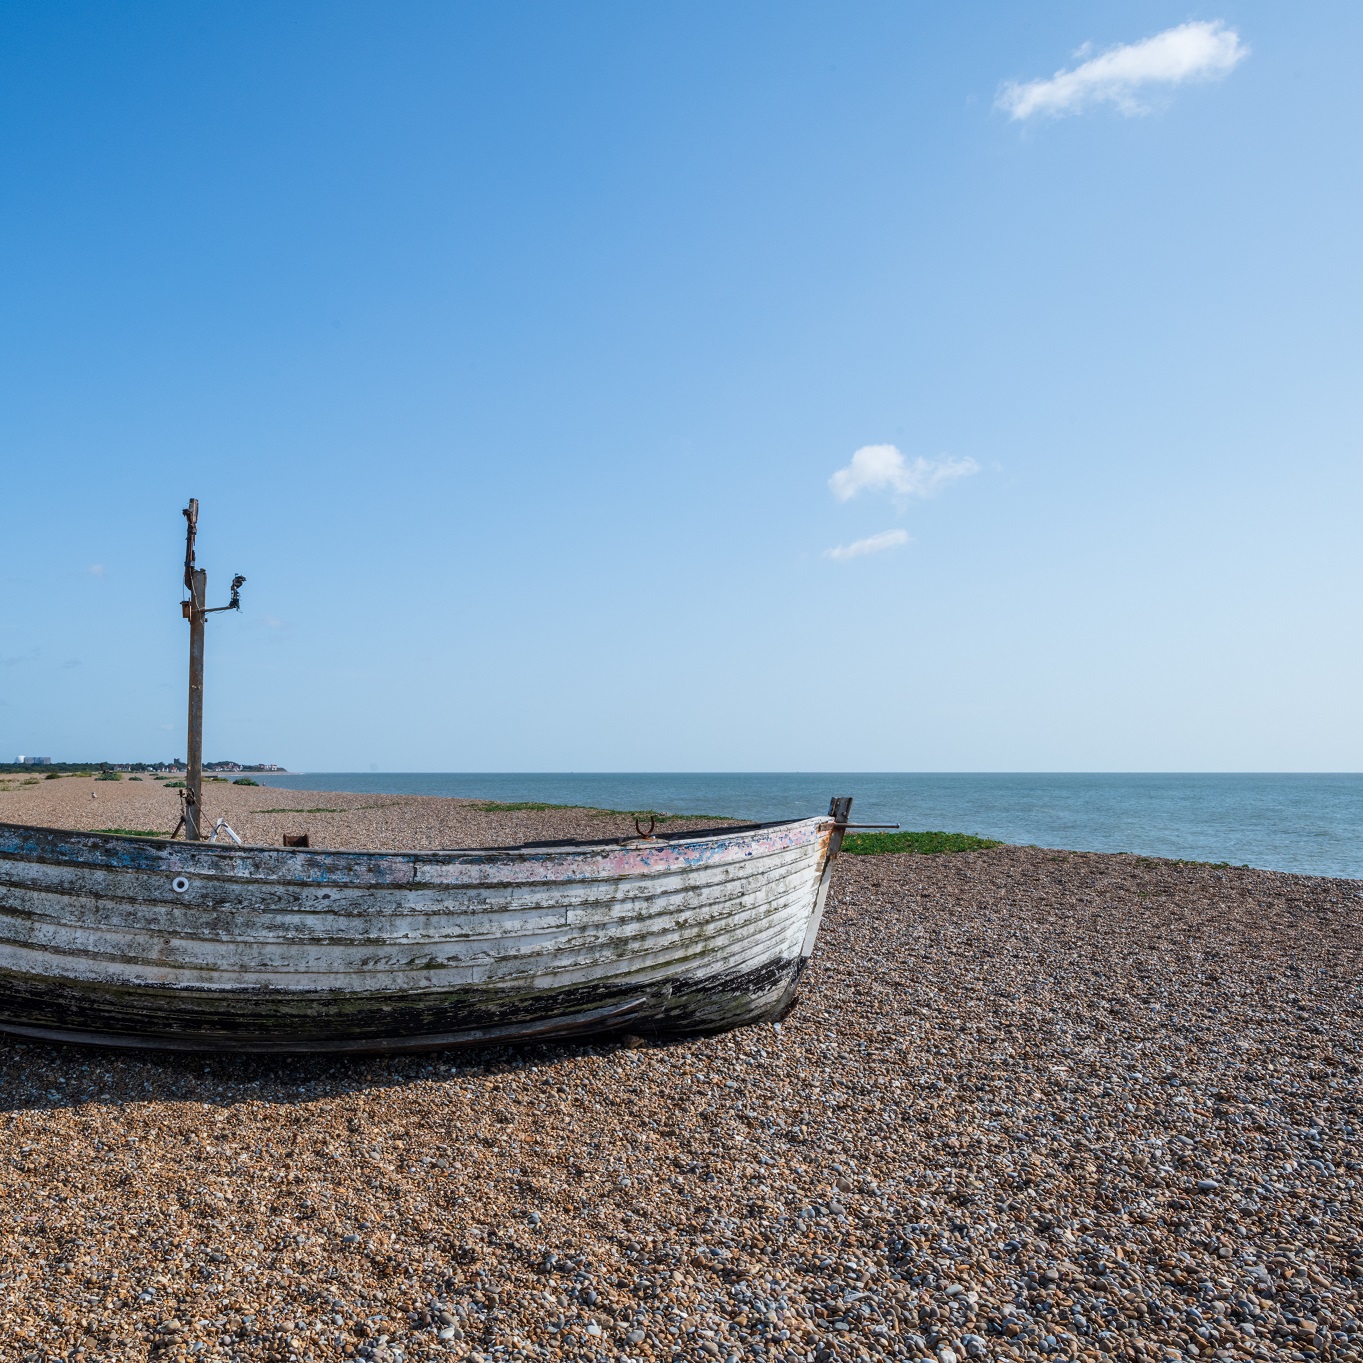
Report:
1,777,1361,1363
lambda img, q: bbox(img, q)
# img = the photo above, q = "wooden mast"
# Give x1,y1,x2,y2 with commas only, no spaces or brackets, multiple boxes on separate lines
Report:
182,500,205,839
180,500,244,842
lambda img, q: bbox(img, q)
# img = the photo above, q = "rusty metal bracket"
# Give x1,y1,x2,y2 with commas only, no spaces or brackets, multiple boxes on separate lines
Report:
633,815,657,837
203,574,246,615
823,798,897,831
170,789,188,841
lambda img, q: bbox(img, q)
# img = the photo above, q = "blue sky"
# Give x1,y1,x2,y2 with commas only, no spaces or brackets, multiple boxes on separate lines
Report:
1,2,1359,771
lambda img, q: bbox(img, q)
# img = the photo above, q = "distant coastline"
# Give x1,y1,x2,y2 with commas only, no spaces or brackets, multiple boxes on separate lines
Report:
1,761,290,776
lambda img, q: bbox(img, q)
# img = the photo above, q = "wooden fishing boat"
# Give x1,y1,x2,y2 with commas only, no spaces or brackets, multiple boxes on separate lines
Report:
0,803,851,1053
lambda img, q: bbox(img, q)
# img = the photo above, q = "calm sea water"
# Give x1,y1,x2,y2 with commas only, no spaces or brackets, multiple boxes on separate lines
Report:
254,772,1363,881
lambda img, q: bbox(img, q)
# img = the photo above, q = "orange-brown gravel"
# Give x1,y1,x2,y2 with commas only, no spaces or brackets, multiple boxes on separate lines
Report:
0,775,735,850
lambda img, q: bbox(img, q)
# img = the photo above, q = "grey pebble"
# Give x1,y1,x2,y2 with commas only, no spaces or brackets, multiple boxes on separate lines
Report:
2,837,1357,1363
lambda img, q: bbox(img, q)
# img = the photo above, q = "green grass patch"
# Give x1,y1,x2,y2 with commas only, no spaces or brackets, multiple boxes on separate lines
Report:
466,799,728,823
232,777,260,786
165,780,186,788
95,771,122,781
841,829,1002,856
93,828,168,839
467,800,592,813
256,806,344,814
589,807,731,823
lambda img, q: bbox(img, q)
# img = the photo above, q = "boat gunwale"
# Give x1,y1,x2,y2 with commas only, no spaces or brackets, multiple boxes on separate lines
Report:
0,815,831,880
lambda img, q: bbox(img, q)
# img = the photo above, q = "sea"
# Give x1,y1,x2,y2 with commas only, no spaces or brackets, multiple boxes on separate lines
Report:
253,772,1363,881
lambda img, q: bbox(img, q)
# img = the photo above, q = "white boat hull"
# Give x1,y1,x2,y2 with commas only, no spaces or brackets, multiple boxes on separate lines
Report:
0,815,841,1052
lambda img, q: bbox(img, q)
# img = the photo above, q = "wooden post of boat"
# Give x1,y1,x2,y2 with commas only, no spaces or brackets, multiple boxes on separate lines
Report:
182,501,206,840
828,795,853,850
798,796,853,961
179,500,245,842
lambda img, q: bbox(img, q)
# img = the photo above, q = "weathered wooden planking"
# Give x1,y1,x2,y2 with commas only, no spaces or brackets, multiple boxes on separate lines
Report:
0,816,838,1051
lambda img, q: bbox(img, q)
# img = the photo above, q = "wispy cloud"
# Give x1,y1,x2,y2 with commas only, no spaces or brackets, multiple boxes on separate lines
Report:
824,528,909,562
829,445,979,503
87,563,106,577
998,20,1248,120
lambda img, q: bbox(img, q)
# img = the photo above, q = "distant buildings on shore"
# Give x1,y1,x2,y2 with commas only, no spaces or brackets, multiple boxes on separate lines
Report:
6,757,286,772
203,760,286,773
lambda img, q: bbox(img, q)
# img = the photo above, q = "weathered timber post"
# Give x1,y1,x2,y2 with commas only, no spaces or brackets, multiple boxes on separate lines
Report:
183,501,207,839
180,500,245,841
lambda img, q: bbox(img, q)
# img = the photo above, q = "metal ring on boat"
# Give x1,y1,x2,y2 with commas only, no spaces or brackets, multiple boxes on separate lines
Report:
171,877,190,894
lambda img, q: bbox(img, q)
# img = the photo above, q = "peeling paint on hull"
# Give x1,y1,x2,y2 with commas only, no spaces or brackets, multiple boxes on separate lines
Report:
0,818,836,1052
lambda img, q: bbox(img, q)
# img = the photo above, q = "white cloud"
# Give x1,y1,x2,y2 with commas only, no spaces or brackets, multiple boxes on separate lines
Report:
997,20,1248,120
823,528,909,562
829,445,979,503
87,563,105,577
